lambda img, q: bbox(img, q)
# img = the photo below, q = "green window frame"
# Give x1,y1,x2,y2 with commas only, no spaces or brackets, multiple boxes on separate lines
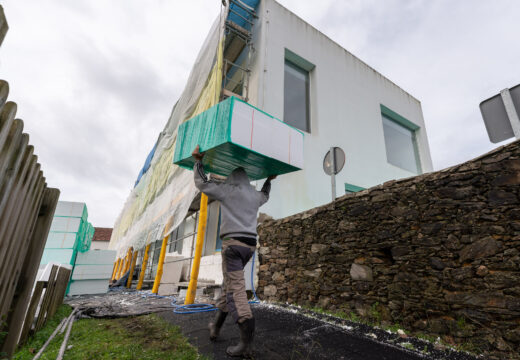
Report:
345,183,365,194
284,49,315,133
380,104,422,174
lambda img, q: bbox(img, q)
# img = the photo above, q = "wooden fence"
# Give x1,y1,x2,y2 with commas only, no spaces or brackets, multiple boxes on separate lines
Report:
18,265,71,346
0,78,60,357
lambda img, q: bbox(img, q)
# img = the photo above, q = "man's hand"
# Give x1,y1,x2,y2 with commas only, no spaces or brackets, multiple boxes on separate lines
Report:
267,175,277,181
192,145,205,161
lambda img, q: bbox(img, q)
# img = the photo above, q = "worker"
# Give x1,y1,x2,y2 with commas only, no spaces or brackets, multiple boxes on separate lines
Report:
192,145,275,358
109,270,130,289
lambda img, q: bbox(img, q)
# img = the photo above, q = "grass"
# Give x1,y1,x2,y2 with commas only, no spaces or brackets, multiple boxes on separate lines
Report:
14,305,204,360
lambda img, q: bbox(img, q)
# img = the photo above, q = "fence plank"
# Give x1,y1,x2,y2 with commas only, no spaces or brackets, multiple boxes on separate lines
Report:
34,265,58,332
0,120,25,198
0,173,45,316
0,101,16,149
48,267,71,318
0,5,7,47
0,80,8,109
1,188,59,356
0,152,39,310
18,281,45,345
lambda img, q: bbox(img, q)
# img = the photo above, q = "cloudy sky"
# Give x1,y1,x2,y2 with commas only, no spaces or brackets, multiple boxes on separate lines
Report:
1,0,519,227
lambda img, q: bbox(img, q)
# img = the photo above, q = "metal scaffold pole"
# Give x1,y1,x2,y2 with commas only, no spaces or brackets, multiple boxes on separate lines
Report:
185,193,209,305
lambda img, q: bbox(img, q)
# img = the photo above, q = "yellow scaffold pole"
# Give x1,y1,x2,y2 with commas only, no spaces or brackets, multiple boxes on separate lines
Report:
124,248,133,273
117,256,125,279
152,235,169,294
119,248,131,279
185,193,208,305
136,243,151,290
126,250,139,288
111,258,121,281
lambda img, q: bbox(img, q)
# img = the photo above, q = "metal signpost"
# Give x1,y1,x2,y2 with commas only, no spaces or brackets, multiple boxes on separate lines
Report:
480,84,520,143
323,147,345,201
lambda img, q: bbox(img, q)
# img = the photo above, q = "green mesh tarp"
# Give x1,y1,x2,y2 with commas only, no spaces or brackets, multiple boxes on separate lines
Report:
173,97,304,180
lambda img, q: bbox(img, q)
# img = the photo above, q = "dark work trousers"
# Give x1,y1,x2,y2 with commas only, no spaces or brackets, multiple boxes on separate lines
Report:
216,238,256,323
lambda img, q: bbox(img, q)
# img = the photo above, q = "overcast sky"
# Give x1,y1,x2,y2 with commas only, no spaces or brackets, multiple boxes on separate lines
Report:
1,0,519,227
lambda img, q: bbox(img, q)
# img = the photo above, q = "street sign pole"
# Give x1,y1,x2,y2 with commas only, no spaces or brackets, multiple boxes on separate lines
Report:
330,146,336,202
500,88,520,139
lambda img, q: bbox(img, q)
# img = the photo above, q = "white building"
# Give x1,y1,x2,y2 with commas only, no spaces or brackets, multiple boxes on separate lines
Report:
117,0,433,288
249,0,432,219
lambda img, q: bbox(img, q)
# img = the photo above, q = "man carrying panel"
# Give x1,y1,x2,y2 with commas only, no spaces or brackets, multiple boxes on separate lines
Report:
192,145,275,358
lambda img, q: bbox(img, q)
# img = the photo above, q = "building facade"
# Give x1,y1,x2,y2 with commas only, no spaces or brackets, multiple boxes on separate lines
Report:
136,0,433,287
91,227,112,250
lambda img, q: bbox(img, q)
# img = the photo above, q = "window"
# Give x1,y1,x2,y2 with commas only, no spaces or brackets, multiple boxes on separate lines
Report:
381,105,421,174
168,221,184,254
284,49,314,132
345,183,365,194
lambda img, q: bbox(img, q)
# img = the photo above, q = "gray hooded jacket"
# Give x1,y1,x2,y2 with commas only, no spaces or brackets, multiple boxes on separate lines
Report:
193,161,271,241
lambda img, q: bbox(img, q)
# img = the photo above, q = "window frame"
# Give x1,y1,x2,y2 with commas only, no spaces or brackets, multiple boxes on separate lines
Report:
283,49,314,133
380,104,422,174
345,183,365,194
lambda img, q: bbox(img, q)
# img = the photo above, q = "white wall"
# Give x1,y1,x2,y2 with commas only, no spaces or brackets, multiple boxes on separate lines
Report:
249,0,433,219
90,241,109,250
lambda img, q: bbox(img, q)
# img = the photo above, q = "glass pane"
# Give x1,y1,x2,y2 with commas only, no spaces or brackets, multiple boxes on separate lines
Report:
382,115,419,173
284,61,309,132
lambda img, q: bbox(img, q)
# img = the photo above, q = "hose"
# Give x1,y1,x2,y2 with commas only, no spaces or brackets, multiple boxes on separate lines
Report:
172,250,260,314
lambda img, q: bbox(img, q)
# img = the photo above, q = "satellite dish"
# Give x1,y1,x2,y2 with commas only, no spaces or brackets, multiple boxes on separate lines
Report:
323,147,345,175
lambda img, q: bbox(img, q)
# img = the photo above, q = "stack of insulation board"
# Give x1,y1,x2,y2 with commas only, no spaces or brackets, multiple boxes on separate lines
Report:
40,201,94,267
68,249,116,295
174,96,304,180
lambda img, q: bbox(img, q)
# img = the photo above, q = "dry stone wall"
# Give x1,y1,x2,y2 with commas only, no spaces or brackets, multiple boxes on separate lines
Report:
257,141,520,360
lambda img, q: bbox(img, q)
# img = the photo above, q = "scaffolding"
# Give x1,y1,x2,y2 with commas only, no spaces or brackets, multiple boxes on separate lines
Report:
221,0,257,102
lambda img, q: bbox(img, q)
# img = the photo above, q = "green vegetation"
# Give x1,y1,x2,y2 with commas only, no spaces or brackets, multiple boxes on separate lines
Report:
15,305,204,360
401,342,415,351
368,302,382,324
456,316,466,329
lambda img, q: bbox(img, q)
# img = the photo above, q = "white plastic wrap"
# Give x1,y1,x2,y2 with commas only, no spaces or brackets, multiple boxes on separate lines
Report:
109,5,228,256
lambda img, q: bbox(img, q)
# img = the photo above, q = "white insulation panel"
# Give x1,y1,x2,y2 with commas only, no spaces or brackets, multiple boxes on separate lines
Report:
75,250,116,265
68,279,109,296
231,100,304,169
54,201,86,218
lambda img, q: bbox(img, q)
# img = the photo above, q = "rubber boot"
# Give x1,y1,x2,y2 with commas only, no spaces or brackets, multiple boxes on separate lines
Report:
226,318,255,358
209,309,228,341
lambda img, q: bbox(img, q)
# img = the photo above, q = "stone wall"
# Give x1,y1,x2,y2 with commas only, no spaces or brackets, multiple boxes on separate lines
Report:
257,140,520,360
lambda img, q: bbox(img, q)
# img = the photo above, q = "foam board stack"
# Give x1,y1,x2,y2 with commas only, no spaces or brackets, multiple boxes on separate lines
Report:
174,96,304,180
40,201,93,267
68,249,116,295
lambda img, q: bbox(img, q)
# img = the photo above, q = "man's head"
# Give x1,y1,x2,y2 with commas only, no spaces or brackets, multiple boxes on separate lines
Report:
226,167,250,186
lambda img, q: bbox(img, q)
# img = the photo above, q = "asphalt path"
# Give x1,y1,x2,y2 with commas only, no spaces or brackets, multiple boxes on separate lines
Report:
158,303,477,360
